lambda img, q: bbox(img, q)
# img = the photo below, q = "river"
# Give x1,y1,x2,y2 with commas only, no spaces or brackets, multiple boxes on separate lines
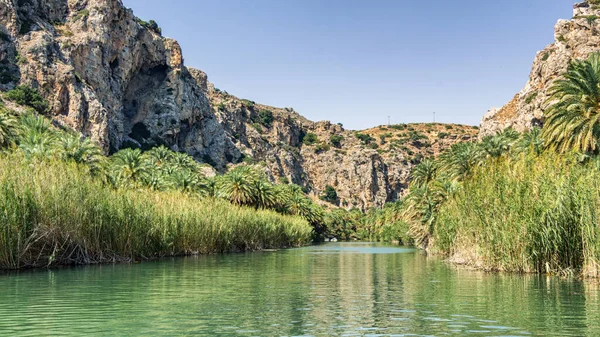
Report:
0,242,598,336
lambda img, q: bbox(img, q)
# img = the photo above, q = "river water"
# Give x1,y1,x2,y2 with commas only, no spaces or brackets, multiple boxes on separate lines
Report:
0,242,598,336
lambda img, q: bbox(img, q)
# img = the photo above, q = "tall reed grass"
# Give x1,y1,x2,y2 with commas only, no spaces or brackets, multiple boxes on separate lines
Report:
433,152,600,277
0,153,312,269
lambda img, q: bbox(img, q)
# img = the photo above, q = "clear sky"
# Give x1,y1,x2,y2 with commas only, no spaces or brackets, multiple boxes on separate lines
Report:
122,0,573,130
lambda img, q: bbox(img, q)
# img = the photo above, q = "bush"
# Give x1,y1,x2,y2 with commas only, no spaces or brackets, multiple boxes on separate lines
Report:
409,131,427,142
258,109,274,127
73,10,90,22
136,18,162,35
303,132,318,145
252,123,263,133
5,86,49,113
314,142,330,154
329,134,344,148
355,133,375,145
241,99,255,109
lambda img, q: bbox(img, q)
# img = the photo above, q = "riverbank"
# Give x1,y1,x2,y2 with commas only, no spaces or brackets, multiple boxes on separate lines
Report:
431,152,600,278
363,132,600,278
0,154,313,269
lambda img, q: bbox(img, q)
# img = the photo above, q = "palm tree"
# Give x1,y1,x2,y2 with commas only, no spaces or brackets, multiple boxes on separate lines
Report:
515,127,544,156
438,142,483,181
145,145,174,168
0,109,20,148
481,134,510,159
434,178,460,200
20,112,51,135
142,170,170,191
171,151,198,171
253,179,276,209
110,148,150,183
198,177,218,198
410,159,437,187
403,185,442,246
19,129,56,159
170,169,205,193
542,51,600,153
59,134,104,171
217,166,259,206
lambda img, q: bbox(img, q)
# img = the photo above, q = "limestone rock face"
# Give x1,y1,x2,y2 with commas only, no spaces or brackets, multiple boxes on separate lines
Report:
479,1,600,137
0,0,240,168
0,0,477,209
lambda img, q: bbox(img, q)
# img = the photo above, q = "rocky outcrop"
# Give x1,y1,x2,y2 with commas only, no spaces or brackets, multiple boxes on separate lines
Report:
0,0,477,209
480,1,600,137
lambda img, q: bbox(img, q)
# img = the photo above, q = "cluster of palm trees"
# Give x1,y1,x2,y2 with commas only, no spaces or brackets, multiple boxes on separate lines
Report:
363,128,546,245
0,106,333,236
365,51,600,245
0,108,103,165
402,128,539,244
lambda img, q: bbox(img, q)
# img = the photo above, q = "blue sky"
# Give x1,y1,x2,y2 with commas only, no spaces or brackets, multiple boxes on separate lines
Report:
122,0,573,130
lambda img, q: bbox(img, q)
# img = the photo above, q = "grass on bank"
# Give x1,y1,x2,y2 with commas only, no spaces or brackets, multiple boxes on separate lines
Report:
0,153,312,269
0,88,319,269
434,152,600,277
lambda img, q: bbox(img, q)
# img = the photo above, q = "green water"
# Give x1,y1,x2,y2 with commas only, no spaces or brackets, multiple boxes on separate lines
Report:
1,242,599,336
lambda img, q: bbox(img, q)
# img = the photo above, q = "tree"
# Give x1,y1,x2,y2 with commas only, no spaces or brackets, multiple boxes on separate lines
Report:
0,109,19,148
145,145,173,167
543,52,600,153
20,112,51,135
303,132,318,145
253,179,276,209
410,159,437,187
143,170,170,191
329,134,344,148
19,130,56,159
110,148,150,183
438,142,483,181
516,127,544,156
59,134,104,172
481,134,511,159
171,151,198,171
5,86,49,113
18,114,56,159
217,166,259,206
171,169,204,193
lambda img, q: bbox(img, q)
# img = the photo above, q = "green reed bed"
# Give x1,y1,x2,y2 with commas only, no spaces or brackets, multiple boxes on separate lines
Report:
0,154,312,269
433,152,600,277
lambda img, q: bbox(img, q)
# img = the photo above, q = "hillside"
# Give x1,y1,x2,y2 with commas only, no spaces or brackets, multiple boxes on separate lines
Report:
209,89,477,208
0,0,476,209
480,0,600,136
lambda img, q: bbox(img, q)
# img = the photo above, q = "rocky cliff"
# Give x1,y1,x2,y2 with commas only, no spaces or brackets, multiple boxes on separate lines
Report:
480,1,600,137
0,0,477,209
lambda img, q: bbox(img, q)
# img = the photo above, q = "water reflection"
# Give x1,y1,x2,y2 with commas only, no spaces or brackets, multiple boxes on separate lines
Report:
0,242,598,336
